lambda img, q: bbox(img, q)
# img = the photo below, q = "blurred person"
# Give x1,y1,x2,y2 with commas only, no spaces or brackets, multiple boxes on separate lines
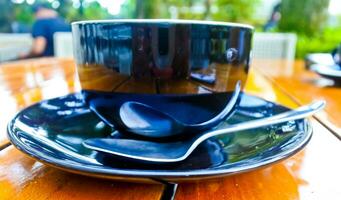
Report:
20,3,70,58
263,3,281,31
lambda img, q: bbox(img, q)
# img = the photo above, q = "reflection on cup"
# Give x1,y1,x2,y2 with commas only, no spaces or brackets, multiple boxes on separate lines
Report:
72,20,253,95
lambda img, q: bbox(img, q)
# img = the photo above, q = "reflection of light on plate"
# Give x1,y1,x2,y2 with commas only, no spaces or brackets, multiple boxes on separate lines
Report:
56,134,85,152
16,119,100,164
239,95,268,108
36,128,48,137
198,86,212,94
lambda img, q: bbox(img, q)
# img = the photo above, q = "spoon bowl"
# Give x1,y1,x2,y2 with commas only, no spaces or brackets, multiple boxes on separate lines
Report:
118,82,241,138
83,100,325,163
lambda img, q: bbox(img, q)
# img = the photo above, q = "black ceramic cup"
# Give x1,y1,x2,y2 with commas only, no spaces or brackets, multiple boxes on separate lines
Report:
72,19,253,94
71,20,253,134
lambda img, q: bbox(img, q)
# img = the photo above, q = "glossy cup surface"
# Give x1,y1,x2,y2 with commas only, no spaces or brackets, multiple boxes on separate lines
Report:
71,19,253,94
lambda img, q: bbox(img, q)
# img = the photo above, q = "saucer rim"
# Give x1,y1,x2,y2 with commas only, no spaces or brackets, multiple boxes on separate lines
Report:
7,93,313,181
71,19,254,30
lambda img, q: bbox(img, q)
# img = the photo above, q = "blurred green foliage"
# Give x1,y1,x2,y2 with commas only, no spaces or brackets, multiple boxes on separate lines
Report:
13,3,35,25
296,27,341,58
1,0,341,58
277,0,341,58
7,0,260,25
279,0,330,36
211,0,260,23
153,0,260,22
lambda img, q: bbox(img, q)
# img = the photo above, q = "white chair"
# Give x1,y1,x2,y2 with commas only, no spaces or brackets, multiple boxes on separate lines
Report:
0,33,32,63
53,32,73,58
252,33,297,60
0,33,32,47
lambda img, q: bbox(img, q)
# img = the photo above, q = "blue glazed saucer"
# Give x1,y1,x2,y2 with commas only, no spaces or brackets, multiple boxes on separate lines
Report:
7,92,312,182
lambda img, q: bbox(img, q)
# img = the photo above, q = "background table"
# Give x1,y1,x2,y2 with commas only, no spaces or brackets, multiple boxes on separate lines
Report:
254,59,341,139
0,58,340,200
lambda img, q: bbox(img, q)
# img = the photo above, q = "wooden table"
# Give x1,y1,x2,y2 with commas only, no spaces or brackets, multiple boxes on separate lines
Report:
254,59,341,139
0,58,340,200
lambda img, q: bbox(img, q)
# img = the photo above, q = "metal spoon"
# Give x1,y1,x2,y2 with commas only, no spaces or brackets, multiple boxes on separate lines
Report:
83,100,325,163
118,81,241,138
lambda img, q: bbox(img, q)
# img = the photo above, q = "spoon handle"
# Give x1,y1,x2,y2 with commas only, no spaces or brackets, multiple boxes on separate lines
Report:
193,100,325,146
83,100,326,163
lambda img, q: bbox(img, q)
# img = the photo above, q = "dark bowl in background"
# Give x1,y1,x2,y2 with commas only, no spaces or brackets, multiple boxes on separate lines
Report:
71,19,253,95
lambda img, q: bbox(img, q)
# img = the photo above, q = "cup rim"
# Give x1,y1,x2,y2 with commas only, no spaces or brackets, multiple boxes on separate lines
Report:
71,19,254,30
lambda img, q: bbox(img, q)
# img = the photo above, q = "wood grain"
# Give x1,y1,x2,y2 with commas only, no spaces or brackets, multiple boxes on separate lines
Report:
176,119,341,200
158,64,247,94
77,64,129,92
0,59,79,147
174,67,341,200
1,58,341,200
0,147,164,200
158,79,203,94
0,58,164,200
253,59,341,138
